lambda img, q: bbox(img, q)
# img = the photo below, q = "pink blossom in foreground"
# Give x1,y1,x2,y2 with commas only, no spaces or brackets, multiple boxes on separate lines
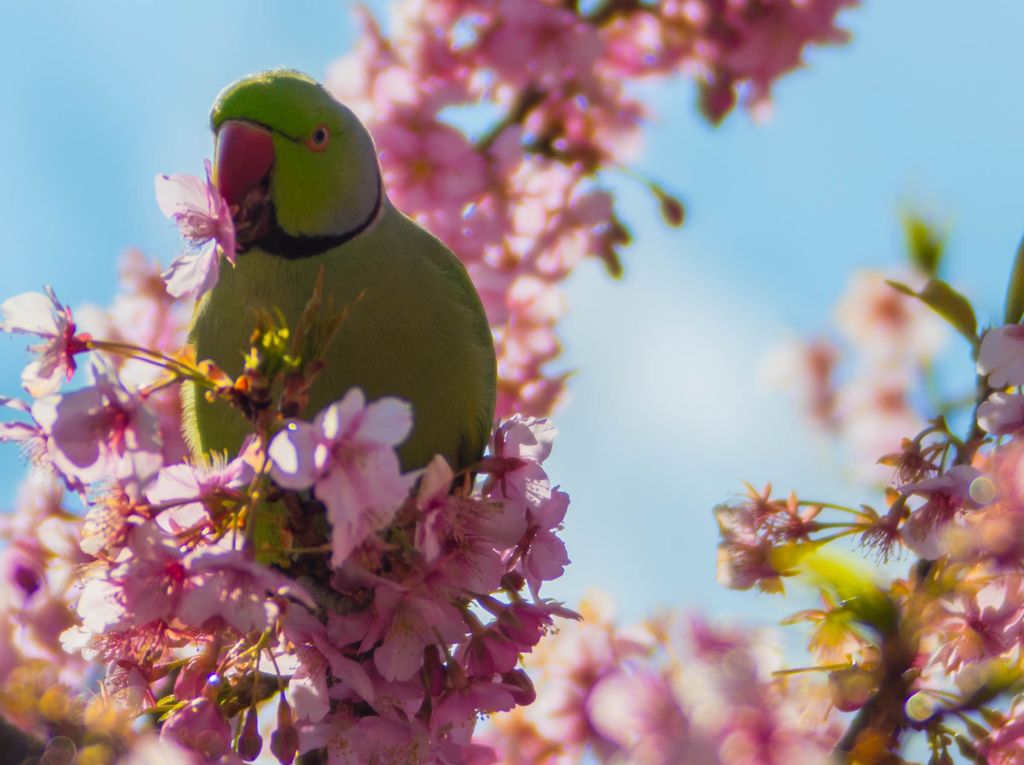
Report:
31,361,163,491
514,488,570,597
76,250,192,464
146,451,254,532
0,287,90,396
979,324,1024,388
977,706,1024,765
155,160,236,299
83,523,189,632
0,396,47,464
178,548,315,634
268,388,417,567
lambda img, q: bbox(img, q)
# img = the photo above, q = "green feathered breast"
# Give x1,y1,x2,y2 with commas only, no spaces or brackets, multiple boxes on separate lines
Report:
183,70,496,472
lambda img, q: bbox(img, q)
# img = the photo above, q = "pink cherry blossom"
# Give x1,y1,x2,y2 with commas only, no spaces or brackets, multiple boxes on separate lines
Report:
587,669,693,765
515,488,570,596
977,707,1024,765
0,287,91,396
268,388,416,567
155,160,236,299
31,361,163,490
479,0,602,89
178,549,315,634
488,600,577,661
146,452,254,532
76,251,192,465
836,369,924,484
901,465,995,517
280,610,356,722
979,324,1024,388
374,110,489,223
360,583,465,682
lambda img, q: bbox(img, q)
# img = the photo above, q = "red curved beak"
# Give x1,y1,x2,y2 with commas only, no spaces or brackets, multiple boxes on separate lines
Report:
214,121,275,208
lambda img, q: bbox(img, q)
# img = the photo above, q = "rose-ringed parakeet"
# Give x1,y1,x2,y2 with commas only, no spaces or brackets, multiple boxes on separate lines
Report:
183,70,496,472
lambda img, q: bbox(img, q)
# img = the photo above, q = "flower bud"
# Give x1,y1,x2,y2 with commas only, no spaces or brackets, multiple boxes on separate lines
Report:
502,669,536,706
827,667,875,712
270,696,298,765
238,706,263,761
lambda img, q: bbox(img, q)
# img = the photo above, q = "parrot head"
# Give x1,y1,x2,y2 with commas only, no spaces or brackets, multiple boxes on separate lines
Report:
210,69,382,254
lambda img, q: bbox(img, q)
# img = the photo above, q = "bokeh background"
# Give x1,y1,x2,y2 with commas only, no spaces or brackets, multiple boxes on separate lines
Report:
3,0,1024,627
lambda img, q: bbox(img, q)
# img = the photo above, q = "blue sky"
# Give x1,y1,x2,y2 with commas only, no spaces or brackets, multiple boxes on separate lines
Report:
3,1,1024,629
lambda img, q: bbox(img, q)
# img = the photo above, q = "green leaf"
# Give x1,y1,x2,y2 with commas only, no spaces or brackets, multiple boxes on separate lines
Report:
903,212,945,277
1004,232,1024,324
789,546,898,637
886,278,978,346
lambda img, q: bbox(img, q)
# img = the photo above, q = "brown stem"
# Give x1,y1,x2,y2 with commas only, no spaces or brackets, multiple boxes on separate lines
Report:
835,360,991,758
832,613,918,759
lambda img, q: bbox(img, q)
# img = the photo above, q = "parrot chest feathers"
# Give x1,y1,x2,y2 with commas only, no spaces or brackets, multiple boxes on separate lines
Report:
185,204,497,472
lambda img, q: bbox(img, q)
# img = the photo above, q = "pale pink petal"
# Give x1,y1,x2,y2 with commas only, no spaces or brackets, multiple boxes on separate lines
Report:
356,396,414,446
318,388,367,441
979,325,1024,388
979,392,1024,436
154,173,209,219
269,421,322,489
417,455,454,505
0,291,61,336
161,244,220,299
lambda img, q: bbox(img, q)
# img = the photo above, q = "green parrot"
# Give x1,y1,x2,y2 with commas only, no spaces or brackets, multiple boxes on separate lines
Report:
183,69,496,472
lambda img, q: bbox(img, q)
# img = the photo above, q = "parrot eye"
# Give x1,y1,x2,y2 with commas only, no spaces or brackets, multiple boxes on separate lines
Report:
307,125,330,152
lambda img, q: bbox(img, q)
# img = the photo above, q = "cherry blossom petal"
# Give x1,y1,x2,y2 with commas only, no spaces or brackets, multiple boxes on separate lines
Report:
269,420,322,489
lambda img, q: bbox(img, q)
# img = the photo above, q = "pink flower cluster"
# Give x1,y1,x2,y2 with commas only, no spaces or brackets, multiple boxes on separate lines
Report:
482,594,839,765
330,0,856,418
0,251,572,763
